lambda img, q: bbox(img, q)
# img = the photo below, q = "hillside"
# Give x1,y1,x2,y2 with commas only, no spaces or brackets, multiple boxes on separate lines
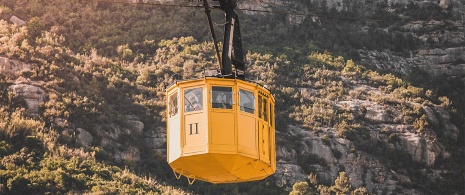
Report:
1,0,464,194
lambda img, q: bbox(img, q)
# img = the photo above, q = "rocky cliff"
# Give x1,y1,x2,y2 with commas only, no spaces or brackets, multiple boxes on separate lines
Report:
239,0,465,77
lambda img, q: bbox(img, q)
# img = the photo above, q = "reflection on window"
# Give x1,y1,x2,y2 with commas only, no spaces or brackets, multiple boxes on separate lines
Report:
258,96,263,118
184,88,203,112
239,89,254,114
169,92,178,117
212,86,233,109
263,98,268,122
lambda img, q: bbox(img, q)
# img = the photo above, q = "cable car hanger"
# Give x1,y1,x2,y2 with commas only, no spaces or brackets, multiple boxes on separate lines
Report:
95,0,246,79
96,1,464,76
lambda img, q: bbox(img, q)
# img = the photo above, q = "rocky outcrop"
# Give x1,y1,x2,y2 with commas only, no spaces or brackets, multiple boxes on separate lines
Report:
9,16,25,26
274,164,307,190
126,115,144,135
274,81,459,194
76,128,93,149
240,0,465,78
144,126,166,155
358,50,412,75
415,47,465,76
8,83,46,118
275,123,454,194
0,57,32,77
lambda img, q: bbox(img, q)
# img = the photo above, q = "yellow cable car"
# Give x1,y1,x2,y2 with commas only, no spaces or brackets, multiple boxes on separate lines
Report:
166,78,276,183
165,0,276,184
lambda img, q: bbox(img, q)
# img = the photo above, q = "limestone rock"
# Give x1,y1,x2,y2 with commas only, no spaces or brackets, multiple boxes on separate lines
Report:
144,126,166,150
439,0,451,9
422,106,439,126
274,164,307,190
8,84,46,118
0,57,32,76
9,16,25,26
126,115,144,135
76,128,93,149
364,105,392,123
100,137,122,150
303,135,337,164
431,106,459,141
396,131,446,166
276,145,298,164
96,124,125,140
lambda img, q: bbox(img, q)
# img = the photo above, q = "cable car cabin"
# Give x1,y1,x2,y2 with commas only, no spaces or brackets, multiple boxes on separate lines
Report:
166,77,276,184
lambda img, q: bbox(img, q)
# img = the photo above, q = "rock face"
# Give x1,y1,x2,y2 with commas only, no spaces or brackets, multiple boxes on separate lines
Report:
240,0,465,77
76,128,93,149
273,79,459,194
126,115,144,135
9,16,26,26
94,123,142,163
275,122,455,194
3,59,45,118
0,57,32,77
8,84,46,118
144,126,166,155
415,47,465,76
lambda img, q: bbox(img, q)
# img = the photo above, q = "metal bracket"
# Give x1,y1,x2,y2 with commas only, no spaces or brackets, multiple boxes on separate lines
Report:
187,176,196,185
173,170,183,180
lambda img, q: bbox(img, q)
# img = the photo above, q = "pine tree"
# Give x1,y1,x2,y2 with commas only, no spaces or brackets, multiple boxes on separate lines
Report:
330,172,352,195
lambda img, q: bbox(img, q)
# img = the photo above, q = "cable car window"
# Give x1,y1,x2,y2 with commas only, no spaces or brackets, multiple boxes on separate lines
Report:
263,98,268,122
212,86,233,109
184,88,203,112
270,103,273,126
169,92,178,117
239,89,255,114
258,95,263,118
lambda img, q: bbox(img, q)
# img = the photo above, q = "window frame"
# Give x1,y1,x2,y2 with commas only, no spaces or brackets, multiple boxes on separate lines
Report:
239,89,255,114
184,87,203,113
169,91,179,117
211,86,234,109
258,95,263,119
263,97,268,122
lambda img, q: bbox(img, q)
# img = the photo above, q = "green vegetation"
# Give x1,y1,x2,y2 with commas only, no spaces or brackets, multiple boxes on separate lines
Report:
289,172,369,195
0,0,464,194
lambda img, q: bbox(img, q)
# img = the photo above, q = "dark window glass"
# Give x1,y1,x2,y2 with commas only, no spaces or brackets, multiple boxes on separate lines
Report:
184,88,203,112
263,98,268,122
239,89,255,114
258,95,263,118
212,86,233,109
270,103,273,126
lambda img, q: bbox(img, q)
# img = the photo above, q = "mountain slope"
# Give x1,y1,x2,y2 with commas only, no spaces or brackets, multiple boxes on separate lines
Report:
0,0,464,194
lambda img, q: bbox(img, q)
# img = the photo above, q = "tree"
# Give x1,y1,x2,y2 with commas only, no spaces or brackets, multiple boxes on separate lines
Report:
330,172,352,195
290,181,317,195
27,17,44,44
351,187,370,195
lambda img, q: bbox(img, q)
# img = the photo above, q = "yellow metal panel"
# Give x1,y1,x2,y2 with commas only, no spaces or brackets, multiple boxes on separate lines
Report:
238,113,257,157
210,111,236,152
258,120,270,164
170,154,228,180
210,153,238,172
168,115,181,163
183,112,207,155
